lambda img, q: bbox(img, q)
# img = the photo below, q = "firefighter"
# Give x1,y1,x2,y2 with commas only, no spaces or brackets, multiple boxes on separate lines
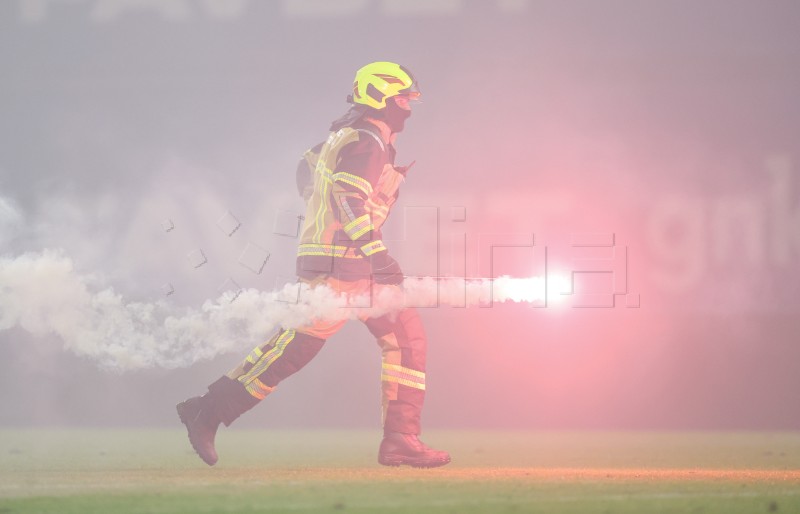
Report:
177,62,450,468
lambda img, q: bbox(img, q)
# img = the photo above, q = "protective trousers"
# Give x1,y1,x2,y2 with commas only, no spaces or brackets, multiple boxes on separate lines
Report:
224,277,428,435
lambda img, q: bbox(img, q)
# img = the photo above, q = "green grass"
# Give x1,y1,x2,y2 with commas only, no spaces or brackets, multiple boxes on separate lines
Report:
1,429,798,513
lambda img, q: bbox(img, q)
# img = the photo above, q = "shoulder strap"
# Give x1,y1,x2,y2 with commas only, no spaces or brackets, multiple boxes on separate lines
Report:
354,127,386,153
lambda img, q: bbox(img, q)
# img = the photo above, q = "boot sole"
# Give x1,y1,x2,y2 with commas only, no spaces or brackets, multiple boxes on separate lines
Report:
379,454,451,468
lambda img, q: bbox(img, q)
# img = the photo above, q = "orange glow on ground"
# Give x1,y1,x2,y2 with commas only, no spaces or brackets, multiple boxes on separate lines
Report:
207,467,800,484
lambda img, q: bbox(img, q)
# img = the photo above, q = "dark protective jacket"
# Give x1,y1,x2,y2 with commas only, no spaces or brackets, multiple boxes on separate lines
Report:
295,119,405,279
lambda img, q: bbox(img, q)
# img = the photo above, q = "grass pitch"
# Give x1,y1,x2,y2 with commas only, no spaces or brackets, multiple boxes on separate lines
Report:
1,429,798,513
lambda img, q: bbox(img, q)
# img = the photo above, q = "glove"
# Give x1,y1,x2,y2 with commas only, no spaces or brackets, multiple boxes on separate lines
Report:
370,252,404,285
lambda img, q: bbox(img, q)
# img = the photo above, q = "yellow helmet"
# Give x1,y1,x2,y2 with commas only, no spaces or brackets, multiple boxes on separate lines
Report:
351,61,421,110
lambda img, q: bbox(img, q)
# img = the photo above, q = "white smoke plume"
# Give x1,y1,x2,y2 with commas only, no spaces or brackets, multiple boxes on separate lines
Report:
0,250,544,371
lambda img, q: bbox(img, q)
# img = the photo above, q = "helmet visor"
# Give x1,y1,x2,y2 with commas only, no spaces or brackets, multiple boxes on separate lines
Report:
397,91,421,102
398,64,421,98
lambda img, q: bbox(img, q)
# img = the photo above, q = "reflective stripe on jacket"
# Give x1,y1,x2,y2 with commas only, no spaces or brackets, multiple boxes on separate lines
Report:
296,121,404,278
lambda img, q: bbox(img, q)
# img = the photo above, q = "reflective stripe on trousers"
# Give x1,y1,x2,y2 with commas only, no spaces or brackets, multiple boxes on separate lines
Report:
225,277,428,435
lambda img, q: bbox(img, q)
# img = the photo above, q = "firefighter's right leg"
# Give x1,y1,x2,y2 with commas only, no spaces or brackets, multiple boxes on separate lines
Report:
177,374,260,466
178,320,342,466
178,274,356,466
227,327,331,399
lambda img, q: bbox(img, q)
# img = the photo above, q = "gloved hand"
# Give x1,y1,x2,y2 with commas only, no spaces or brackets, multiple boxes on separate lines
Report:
370,252,404,285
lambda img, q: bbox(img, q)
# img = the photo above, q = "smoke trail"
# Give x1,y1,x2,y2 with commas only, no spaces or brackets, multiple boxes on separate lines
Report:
0,250,542,370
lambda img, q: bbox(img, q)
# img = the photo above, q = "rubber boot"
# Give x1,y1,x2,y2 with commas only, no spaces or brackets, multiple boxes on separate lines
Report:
378,432,451,468
176,376,259,466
